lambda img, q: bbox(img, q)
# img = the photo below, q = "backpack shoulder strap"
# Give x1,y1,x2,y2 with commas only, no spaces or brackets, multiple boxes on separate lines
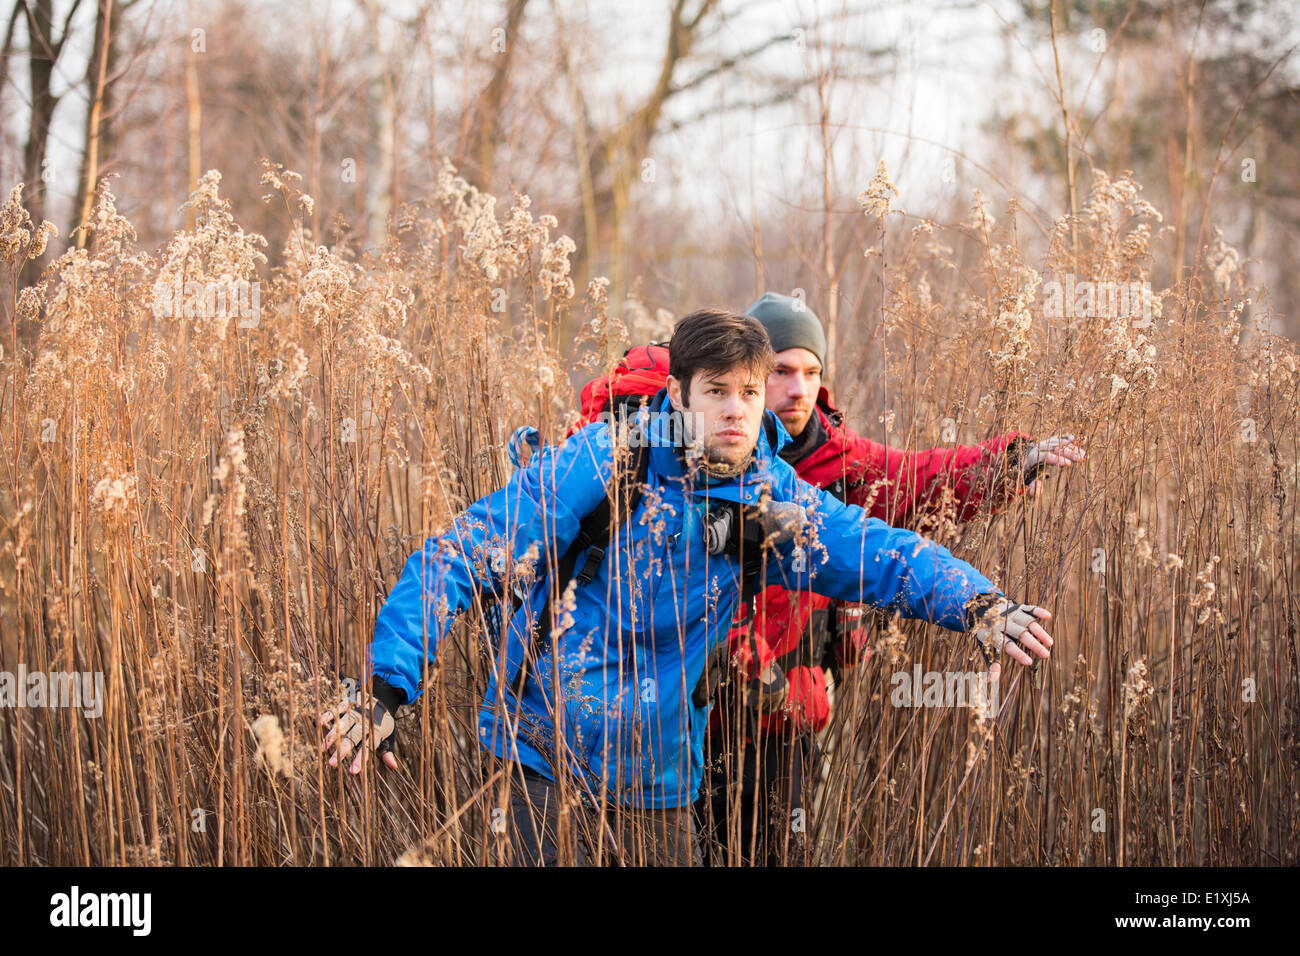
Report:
571,438,647,586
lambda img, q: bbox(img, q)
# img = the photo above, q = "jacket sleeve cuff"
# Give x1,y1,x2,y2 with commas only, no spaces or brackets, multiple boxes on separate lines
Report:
372,674,407,714
1004,435,1047,486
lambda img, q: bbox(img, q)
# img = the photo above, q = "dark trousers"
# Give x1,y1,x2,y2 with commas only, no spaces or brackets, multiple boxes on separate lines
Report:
505,765,701,866
696,729,819,866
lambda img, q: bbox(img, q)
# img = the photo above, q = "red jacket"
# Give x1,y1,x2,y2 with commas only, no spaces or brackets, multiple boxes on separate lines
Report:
727,387,1028,734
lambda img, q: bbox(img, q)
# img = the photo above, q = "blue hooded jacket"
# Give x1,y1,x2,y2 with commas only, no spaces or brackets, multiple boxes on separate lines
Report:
369,395,1001,808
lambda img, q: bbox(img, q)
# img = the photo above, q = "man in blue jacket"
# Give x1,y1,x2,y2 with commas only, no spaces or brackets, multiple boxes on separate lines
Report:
320,308,1054,865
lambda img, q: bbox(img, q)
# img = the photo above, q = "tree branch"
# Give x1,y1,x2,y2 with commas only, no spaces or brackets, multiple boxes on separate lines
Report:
667,31,795,97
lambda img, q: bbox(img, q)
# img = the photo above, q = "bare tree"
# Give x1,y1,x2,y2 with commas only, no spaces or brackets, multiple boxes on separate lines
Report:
461,0,530,192
18,0,87,283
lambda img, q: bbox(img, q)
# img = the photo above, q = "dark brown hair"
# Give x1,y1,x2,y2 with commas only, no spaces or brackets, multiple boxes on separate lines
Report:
668,308,775,404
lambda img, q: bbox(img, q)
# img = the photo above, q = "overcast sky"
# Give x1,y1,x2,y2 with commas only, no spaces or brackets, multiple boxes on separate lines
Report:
6,0,1298,240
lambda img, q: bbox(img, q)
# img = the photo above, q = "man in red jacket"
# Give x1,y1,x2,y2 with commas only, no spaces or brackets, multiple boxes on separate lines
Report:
697,292,1085,865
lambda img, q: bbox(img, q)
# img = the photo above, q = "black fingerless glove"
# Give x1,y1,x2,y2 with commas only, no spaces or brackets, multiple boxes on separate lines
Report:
371,676,406,755
964,592,1005,631
371,675,406,715
1004,436,1044,486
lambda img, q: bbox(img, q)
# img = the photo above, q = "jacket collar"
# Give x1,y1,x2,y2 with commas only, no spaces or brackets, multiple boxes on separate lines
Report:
816,385,845,428
643,389,790,504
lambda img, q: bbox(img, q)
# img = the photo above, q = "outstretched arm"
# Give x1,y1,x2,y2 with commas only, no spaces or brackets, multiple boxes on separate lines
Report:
369,423,616,704
840,427,1029,527
761,477,1053,671
320,424,616,774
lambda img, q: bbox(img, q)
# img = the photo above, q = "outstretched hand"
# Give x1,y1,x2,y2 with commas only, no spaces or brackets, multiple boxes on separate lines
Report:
1023,435,1087,498
318,678,399,774
968,598,1054,681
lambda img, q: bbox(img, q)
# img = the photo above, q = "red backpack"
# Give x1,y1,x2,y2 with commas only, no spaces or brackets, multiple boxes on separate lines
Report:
568,343,671,436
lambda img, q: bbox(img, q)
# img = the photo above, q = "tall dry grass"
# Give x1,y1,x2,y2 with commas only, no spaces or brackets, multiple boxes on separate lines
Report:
0,159,1295,865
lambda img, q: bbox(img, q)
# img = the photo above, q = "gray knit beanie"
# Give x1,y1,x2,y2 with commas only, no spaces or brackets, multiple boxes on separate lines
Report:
744,292,826,365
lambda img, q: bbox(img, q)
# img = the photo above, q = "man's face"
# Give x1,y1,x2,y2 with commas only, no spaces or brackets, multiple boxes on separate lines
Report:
766,347,822,437
666,365,766,469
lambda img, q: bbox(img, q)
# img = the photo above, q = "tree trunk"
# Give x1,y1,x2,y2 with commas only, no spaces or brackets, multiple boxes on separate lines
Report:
75,0,115,248
465,0,530,192
21,0,60,287
363,0,396,250
184,0,202,230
